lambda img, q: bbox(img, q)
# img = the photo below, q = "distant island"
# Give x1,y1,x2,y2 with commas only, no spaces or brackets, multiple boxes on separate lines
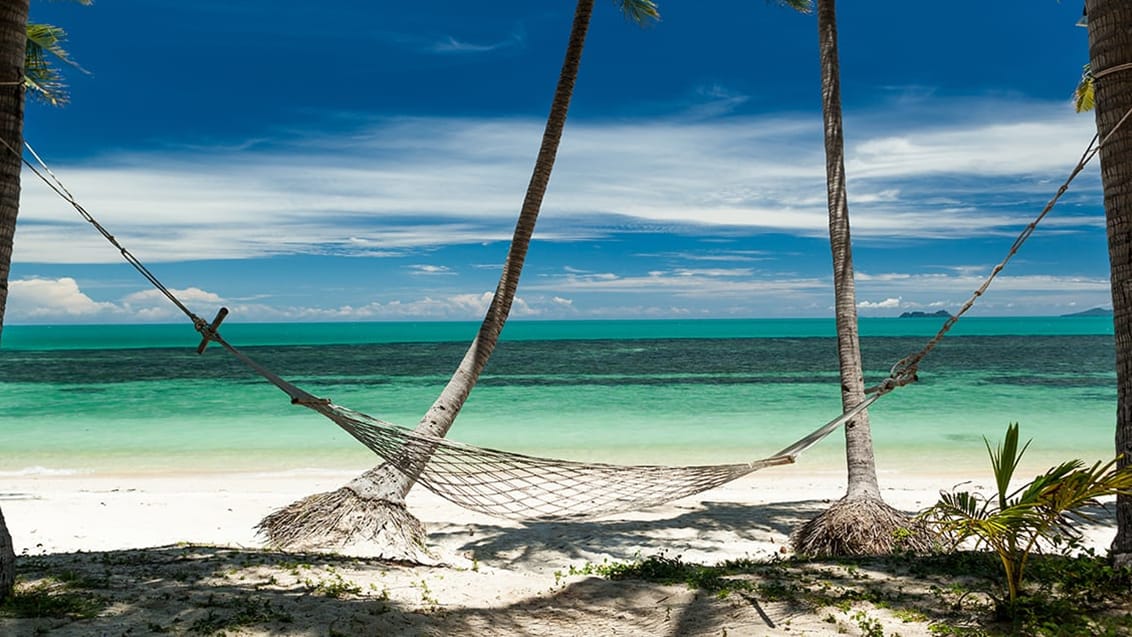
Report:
898,310,953,319
1061,307,1113,317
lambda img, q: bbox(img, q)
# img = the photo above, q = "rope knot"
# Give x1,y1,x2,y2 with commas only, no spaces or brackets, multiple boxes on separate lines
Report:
868,356,921,395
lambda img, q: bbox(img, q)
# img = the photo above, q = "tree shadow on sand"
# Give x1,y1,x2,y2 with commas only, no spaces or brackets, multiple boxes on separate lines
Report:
0,544,780,636
429,499,833,567
2,498,1125,637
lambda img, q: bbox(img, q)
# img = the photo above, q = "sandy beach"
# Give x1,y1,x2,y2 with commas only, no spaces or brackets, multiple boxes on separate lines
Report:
0,467,1121,636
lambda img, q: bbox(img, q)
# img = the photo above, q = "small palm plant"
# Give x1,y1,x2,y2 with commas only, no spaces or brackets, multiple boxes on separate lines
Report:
923,423,1132,611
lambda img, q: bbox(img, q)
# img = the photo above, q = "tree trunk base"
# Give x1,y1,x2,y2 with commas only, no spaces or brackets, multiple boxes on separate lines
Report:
791,495,934,557
0,506,14,602
255,487,437,564
1114,552,1132,570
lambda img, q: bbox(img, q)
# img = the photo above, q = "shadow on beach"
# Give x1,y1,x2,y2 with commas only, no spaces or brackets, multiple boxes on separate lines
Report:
431,499,831,566
1,500,1121,636
0,543,797,636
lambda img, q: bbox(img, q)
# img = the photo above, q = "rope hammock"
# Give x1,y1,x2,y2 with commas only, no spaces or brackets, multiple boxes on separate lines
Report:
4,117,1120,519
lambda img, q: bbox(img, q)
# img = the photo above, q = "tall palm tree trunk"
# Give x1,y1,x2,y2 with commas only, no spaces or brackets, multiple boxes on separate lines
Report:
257,0,598,560
0,0,29,603
814,0,878,501
791,0,929,556
1085,0,1132,568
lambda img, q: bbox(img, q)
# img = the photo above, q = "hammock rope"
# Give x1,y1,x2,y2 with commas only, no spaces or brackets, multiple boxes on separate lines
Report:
4,112,1122,518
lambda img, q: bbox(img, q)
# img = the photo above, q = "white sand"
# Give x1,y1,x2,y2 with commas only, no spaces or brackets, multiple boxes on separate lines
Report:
0,468,1119,636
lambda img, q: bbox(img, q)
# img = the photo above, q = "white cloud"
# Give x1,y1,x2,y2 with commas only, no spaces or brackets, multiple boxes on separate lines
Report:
7,278,120,318
428,27,525,54
858,297,902,309
672,268,753,277
3,277,555,323
408,264,454,275
13,96,1103,267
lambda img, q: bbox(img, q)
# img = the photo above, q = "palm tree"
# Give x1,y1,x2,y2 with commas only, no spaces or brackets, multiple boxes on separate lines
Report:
257,0,662,561
0,0,87,604
260,0,821,559
0,0,30,604
791,0,930,556
1083,0,1132,568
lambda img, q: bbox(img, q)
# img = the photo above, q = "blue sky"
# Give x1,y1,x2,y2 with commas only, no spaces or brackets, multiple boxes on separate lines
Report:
7,0,1106,324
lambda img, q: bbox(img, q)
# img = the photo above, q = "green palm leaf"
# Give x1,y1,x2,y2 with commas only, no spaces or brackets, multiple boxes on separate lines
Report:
25,21,87,106
1075,63,1095,113
616,0,661,24
772,0,813,12
24,0,91,107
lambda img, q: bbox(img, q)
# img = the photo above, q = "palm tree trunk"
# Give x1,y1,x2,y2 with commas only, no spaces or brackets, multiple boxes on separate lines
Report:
790,0,931,557
1085,0,1132,567
374,0,595,495
0,0,28,603
815,0,878,499
257,0,596,558
0,0,26,336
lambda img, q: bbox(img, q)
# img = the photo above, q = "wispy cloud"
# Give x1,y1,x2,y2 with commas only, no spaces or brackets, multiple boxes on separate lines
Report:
428,27,526,54
6,277,550,323
407,264,455,275
379,25,527,56
9,95,1110,321
16,96,1100,269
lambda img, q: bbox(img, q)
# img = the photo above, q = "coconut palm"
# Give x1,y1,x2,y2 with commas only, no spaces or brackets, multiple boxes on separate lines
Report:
0,0,88,604
0,0,30,604
1083,0,1132,568
260,0,821,559
257,0,661,560
791,0,931,556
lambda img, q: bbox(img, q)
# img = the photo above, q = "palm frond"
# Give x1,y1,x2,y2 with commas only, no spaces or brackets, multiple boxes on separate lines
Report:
987,423,1029,509
26,23,87,73
617,0,660,25
1075,63,1095,113
24,22,87,107
771,0,813,13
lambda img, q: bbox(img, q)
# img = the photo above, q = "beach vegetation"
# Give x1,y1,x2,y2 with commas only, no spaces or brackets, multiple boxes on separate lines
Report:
922,422,1132,612
0,576,107,620
593,550,1132,634
187,595,294,634
303,567,362,599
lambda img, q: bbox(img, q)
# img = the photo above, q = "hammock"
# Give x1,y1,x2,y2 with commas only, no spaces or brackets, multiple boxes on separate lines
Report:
7,124,1110,520
305,398,876,520
209,318,889,520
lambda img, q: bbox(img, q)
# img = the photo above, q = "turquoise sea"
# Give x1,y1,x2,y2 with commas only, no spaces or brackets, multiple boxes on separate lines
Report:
0,317,1119,478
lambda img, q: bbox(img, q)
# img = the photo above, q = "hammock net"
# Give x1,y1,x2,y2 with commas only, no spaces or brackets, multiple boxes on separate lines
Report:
301,396,875,520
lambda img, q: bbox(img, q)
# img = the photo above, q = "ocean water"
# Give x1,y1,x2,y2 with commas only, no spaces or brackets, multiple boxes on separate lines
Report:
0,317,1118,479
